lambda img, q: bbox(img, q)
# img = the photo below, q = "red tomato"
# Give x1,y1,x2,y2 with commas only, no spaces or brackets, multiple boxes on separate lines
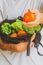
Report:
23,13,30,22
23,10,36,23
30,13,36,21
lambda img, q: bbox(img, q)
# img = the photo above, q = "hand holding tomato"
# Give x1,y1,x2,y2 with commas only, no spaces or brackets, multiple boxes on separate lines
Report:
23,10,36,22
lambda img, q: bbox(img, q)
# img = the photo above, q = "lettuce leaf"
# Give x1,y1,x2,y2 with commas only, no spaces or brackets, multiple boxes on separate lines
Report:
23,24,41,34
34,25,41,32
11,19,23,31
23,25,35,34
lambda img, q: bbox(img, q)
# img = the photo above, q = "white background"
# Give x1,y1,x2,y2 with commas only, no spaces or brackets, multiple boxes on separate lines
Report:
0,0,43,65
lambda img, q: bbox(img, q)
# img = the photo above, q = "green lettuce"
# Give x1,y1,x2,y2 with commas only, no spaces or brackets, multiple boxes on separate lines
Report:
23,24,41,34
34,25,41,32
23,25,35,34
11,19,23,31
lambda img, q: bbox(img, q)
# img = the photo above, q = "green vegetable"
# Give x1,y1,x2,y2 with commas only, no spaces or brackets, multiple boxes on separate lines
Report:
28,27,35,34
1,23,11,35
11,29,16,33
1,19,41,35
11,19,23,31
34,25,41,32
23,24,41,34
23,25,35,34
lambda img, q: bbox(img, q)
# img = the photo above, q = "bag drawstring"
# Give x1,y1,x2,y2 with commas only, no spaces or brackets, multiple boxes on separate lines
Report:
34,42,43,56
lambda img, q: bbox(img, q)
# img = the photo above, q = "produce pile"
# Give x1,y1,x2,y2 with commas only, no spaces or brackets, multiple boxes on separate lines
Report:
0,10,43,56
0,19,41,35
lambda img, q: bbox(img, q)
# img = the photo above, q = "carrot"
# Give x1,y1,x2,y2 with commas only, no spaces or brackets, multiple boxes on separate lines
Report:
10,33,17,38
17,30,27,36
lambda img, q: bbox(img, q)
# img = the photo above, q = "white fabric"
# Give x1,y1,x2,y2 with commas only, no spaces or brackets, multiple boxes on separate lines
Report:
0,0,43,65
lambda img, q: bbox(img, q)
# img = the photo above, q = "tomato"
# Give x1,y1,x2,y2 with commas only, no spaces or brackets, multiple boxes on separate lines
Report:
10,33,17,38
17,30,27,36
23,13,31,22
30,13,36,21
23,10,36,23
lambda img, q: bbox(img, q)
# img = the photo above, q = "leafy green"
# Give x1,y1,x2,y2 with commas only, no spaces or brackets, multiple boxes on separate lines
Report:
34,25,41,32
1,19,41,35
11,19,23,31
23,24,41,34
11,28,16,33
23,25,35,34
1,23,11,35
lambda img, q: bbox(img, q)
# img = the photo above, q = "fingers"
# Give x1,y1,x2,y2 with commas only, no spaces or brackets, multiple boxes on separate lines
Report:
30,42,34,47
30,33,36,47
31,33,36,42
31,10,39,13
40,13,43,24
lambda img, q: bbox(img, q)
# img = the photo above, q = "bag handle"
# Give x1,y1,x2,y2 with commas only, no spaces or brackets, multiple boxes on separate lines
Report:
34,42,43,56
